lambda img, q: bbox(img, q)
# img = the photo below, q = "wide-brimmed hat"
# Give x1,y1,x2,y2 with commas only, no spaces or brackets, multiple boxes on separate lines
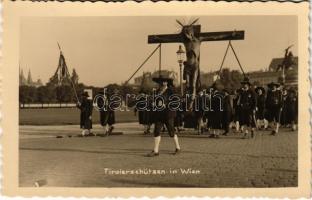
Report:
255,86,265,94
152,75,174,86
240,77,251,85
267,82,280,88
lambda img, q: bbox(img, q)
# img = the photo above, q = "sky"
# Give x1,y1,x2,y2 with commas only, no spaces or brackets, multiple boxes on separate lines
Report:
19,16,297,87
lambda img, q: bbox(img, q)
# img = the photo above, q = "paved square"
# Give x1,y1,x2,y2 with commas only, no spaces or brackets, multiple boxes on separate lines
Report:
19,123,298,187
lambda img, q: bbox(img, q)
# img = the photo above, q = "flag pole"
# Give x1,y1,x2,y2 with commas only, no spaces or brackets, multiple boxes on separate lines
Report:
57,42,80,103
57,42,61,52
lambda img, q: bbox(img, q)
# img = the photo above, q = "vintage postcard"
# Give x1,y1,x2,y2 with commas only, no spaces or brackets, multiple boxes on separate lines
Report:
1,0,310,198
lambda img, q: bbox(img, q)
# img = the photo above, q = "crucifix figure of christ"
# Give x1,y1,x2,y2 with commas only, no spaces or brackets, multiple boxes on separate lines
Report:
148,19,245,110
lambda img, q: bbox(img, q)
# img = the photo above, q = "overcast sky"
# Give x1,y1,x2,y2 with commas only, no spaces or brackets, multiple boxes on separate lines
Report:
20,16,297,87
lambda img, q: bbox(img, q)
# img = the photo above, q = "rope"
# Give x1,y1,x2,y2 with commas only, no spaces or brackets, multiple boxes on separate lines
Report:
125,44,161,84
229,41,246,77
216,40,246,79
216,41,231,79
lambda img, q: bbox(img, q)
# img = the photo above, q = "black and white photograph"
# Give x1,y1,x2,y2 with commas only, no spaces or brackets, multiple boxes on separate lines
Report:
18,15,300,188
2,1,310,198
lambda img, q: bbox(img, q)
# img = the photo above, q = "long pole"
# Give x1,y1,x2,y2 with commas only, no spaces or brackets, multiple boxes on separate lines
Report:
159,43,162,77
179,62,183,96
57,42,79,103
125,44,161,84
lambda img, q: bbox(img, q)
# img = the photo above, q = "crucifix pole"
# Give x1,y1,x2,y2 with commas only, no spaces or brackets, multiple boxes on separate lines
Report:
176,45,185,96
159,43,162,77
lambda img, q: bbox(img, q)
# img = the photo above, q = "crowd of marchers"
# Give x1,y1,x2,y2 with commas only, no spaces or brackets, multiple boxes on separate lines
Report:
133,77,298,139
76,76,297,157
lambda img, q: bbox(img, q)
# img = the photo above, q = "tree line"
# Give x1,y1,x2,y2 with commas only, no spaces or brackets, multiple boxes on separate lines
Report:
19,68,247,108
19,68,137,108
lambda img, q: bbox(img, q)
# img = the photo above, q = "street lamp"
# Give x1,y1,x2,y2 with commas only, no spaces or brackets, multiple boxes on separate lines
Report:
176,45,185,95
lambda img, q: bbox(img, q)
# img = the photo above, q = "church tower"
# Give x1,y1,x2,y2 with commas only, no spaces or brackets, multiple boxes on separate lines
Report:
27,69,33,85
19,68,27,85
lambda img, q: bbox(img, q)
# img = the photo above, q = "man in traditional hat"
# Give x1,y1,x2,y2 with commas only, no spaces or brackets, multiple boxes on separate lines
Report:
238,78,257,139
77,90,93,137
147,76,181,157
266,82,283,135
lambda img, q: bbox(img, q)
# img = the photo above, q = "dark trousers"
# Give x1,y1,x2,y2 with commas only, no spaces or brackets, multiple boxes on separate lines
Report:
223,112,232,132
223,119,230,133
154,118,175,137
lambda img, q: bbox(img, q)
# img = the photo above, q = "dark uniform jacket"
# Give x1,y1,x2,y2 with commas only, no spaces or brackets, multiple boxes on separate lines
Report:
77,98,93,129
223,94,233,114
209,90,224,129
153,87,176,123
256,94,265,120
284,93,298,123
239,89,257,111
238,89,257,126
265,89,283,122
266,90,283,109
222,94,233,131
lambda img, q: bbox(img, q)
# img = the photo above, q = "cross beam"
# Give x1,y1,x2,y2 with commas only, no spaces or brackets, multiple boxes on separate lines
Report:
148,28,244,44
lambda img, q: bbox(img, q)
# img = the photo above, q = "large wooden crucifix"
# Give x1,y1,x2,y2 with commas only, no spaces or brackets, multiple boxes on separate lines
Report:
148,20,244,109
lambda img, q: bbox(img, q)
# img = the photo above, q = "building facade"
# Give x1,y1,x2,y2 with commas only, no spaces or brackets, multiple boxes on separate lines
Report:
248,56,298,87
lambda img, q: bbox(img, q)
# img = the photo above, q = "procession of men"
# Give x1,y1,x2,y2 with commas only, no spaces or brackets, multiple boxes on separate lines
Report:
76,72,298,158
74,19,297,157
133,77,298,137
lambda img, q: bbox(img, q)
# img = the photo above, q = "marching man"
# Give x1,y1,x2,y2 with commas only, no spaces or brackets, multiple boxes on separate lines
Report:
238,78,257,139
266,82,283,135
147,75,181,157
77,90,93,137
